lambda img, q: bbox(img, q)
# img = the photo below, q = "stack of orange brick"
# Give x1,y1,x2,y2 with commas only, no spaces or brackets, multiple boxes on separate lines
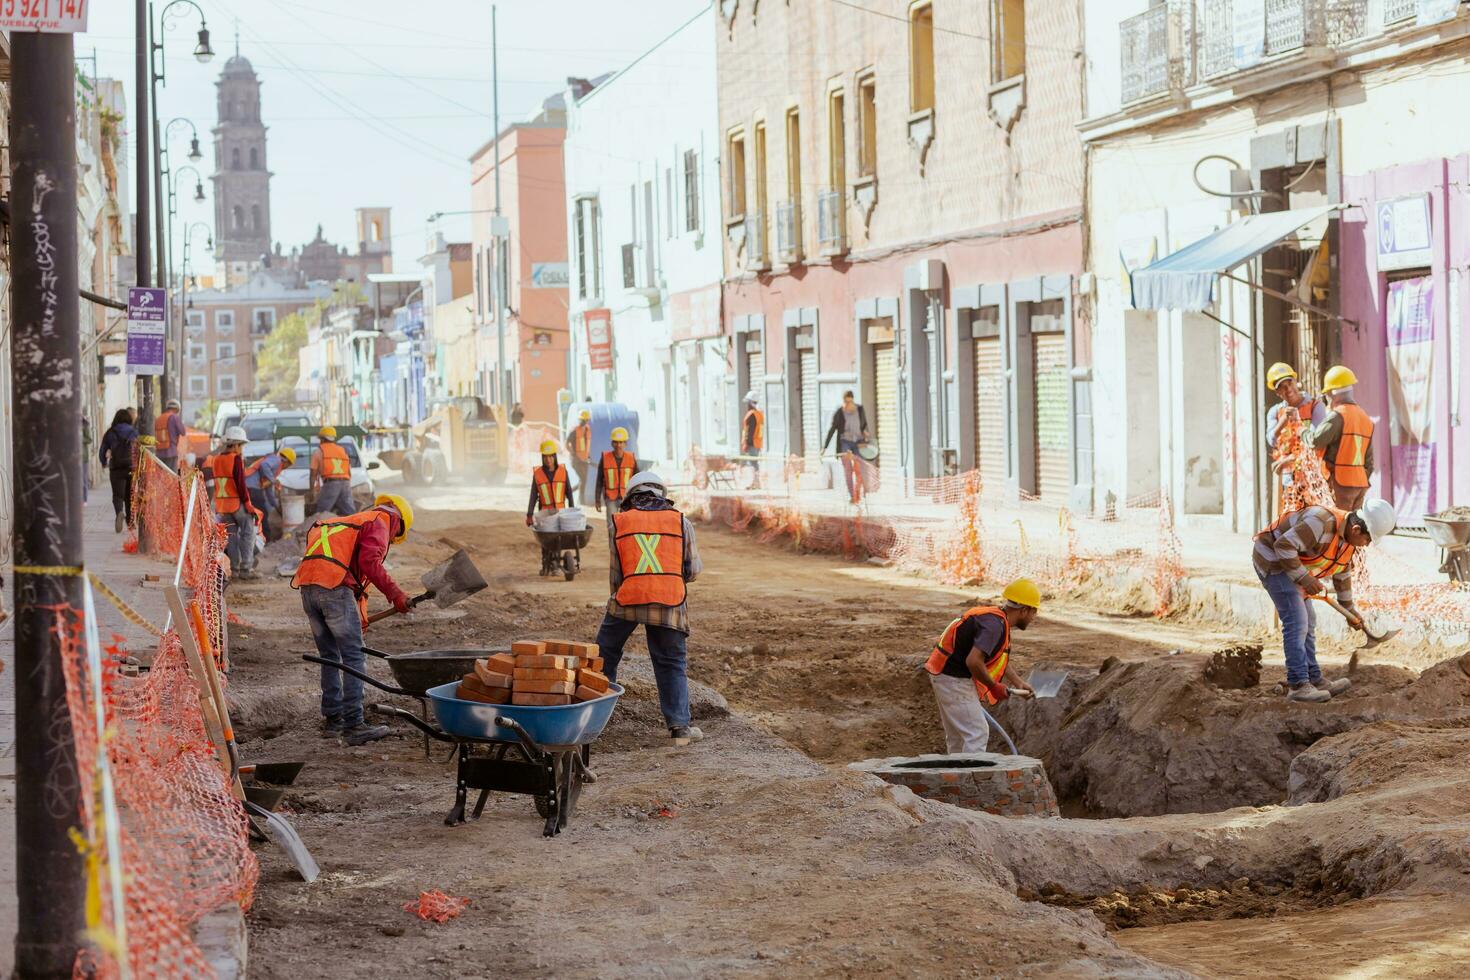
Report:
456,639,612,706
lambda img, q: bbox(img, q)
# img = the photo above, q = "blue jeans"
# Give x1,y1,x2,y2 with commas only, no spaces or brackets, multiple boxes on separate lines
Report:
221,505,256,572
315,479,353,516
1257,570,1322,686
595,613,691,729
303,584,367,725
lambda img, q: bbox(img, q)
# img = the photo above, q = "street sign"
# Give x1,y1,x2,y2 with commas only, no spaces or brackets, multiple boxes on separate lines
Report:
1376,194,1433,272
1,0,89,33
126,287,167,376
531,262,570,289
584,308,614,372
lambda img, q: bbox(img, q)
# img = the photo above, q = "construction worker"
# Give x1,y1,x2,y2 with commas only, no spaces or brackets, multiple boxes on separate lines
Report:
526,439,570,526
595,426,638,513
154,397,187,473
204,426,260,580
924,579,1039,753
1310,366,1375,512
1264,363,1326,496
246,445,296,542
1253,497,1395,703
741,391,765,477
290,493,415,745
568,408,593,505
596,471,704,745
311,425,354,516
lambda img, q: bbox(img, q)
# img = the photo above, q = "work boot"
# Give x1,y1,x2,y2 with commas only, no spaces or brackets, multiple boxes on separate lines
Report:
343,722,389,746
320,715,345,737
114,512,125,533
668,726,704,747
1287,682,1331,703
1313,677,1352,697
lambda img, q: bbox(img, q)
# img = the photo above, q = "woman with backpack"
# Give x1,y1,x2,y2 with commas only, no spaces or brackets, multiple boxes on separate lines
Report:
99,408,138,533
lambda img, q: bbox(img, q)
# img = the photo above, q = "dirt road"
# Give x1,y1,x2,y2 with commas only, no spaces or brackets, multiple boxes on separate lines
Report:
226,485,1470,977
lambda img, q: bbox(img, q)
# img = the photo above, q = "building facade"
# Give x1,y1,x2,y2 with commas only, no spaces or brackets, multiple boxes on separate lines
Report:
564,6,726,466
716,0,1090,501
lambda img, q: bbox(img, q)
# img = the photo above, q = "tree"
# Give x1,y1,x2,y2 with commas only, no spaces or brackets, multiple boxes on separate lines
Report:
254,283,367,404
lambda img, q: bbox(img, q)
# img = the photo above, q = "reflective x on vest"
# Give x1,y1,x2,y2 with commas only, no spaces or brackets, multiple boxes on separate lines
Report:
291,509,393,593
211,452,241,514
924,606,1010,706
320,441,351,479
614,509,686,607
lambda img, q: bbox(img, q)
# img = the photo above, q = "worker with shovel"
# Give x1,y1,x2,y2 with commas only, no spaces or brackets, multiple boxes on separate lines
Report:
1253,498,1395,702
924,579,1039,753
291,493,415,745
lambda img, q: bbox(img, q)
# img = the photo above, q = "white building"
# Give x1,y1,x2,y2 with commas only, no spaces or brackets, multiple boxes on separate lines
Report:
563,4,728,468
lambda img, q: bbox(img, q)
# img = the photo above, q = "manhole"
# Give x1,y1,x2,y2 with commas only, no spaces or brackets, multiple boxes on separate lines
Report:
851,752,1059,818
890,759,998,770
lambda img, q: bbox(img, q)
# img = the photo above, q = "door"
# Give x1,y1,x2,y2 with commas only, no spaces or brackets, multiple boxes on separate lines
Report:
798,348,819,467
872,342,899,468
1032,328,1070,502
973,335,1007,490
743,347,765,452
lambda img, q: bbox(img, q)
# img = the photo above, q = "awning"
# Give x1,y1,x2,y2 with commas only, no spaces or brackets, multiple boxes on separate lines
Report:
1130,205,1338,312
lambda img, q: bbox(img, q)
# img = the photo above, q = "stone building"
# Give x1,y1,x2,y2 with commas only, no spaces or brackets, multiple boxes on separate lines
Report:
211,45,272,287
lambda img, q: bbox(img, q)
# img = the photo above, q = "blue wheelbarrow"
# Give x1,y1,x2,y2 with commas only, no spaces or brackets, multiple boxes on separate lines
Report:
372,681,624,836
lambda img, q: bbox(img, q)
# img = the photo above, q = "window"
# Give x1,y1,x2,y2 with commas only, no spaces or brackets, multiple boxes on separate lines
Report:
254,339,266,355
188,376,207,396
785,109,802,200
253,308,276,334
251,205,262,232
372,219,383,242
232,205,244,231
754,122,768,218
188,343,206,361
231,147,241,170
991,0,1026,83
573,196,602,299
726,130,747,217
217,342,237,360
217,375,237,397
186,310,205,329
858,73,878,177
216,310,235,333
665,167,675,240
249,147,259,169
829,89,847,192
684,149,701,232
622,243,637,290
910,2,936,112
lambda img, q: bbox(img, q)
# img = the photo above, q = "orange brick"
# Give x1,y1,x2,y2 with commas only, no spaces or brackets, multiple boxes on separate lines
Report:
482,653,515,675
457,681,510,704
516,678,575,695
515,653,575,670
475,665,513,689
511,640,547,657
583,657,604,672
577,670,610,694
512,692,572,706
565,641,599,659
574,684,603,702
513,667,576,683
542,639,574,655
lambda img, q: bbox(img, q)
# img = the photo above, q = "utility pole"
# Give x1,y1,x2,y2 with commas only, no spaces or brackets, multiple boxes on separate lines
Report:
135,0,156,433
492,4,507,414
10,29,87,978
150,3,169,405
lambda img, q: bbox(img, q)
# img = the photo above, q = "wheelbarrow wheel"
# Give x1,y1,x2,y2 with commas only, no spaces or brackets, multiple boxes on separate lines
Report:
562,552,576,581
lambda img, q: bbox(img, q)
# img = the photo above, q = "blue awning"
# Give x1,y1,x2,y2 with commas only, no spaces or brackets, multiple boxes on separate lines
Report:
1130,205,1338,312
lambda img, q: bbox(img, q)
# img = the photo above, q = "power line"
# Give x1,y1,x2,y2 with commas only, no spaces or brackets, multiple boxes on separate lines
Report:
827,0,1081,57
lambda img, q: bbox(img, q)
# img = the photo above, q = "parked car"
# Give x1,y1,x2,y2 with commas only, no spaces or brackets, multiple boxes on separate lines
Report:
274,434,378,511
239,411,314,468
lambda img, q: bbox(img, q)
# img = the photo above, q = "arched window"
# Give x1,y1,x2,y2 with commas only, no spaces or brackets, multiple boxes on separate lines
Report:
371,219,382,242
249,147,259,169
252,205,262,232
232,205,243,231
231,147,241,170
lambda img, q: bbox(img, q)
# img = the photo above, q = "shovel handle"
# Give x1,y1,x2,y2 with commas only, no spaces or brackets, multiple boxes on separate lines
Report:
365,591,430,625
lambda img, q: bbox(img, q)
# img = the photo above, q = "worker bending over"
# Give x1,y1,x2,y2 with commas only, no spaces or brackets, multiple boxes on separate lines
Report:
595,426,637,512
1253,498,1394,703
246,445,295,542
597,471,704,746
527,439,570,526
1265,362,1326,501
204,426,260,580
291,494,415,745
1309,366,1375,511
568,408,593,506
925,579,1039,753
311,425,354,516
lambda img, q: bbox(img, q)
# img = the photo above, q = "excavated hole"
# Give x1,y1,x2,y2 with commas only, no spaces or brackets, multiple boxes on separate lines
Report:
890,759,997,770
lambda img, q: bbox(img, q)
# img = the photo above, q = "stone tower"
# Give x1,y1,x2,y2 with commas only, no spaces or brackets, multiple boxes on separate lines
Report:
211,40,272,286
356,207,393,272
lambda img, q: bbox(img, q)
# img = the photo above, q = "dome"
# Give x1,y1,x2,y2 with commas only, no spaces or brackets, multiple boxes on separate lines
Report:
221,53,255,78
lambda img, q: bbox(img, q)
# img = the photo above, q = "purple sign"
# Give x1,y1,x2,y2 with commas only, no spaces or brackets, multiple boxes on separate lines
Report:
126,286,167,376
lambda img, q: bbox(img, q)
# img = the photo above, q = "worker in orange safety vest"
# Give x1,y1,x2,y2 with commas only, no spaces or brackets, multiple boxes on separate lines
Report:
154,398,187,472
1309,365,1375,512
311,425,355,516
527,439,570,526
203,425,261,579
924,579,1039,753
595,426,638,513
568,407,593,505
741,391,765,479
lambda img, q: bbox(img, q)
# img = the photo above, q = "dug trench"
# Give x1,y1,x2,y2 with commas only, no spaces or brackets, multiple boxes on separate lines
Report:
220,487,1470,976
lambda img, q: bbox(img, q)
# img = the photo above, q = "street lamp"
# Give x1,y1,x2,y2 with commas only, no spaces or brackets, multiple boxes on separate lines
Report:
153,0,214,86
193,25,214,63
168,117,201,161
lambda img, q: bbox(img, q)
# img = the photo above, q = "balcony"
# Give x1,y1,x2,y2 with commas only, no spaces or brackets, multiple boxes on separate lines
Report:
817,188,847,256
744,211,769,271
1194,0,1370,81
775,199,802,264
1120,2,1194,104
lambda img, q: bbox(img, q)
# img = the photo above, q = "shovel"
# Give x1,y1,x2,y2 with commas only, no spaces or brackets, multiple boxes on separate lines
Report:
1024,668,1070,699
1311,594,1401,649
366,548,487,624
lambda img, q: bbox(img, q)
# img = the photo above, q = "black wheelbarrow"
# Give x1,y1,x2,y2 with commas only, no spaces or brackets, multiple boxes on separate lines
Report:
534,526,595,581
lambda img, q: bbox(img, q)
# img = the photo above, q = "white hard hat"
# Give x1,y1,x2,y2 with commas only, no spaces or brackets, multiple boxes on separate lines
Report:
744,390,759,405
223,425,248,444
625,471,666,497
1356,498,1395,543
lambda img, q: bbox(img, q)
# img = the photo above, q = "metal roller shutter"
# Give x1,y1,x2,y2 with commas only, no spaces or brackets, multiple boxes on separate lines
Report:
745,349,765,398
972,336,1006,490
1033,331,1070,502
872,342,899,468
798,349,819,465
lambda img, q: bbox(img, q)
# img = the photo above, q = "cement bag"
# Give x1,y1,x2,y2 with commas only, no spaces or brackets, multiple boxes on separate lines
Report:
557,507,587,532
533,510,560,532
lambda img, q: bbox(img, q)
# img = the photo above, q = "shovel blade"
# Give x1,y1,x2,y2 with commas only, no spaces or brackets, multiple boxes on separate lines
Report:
244,800,320,882
1025,669,1069,699
1360,627,1402,650
420,548,488,608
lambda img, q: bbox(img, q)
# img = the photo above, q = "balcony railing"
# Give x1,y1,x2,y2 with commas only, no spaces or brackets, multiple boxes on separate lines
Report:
1120,2,1195,103
817,188,846,255
775,199,802,263
1382,0,1416,22
745,211,768,270
1192,0,1369,84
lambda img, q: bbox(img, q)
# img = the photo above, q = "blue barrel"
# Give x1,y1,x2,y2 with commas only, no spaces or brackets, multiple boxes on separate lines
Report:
564,402,640,460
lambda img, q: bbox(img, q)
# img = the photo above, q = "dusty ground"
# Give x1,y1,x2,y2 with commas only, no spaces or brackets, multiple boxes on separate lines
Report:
219,484,1470,977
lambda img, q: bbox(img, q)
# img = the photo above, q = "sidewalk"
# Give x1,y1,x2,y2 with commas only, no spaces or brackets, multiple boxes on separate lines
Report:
0,496,245,977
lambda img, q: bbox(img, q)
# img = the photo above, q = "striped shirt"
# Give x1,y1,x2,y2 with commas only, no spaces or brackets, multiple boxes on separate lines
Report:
1252,505,1353,603
605,502,703,634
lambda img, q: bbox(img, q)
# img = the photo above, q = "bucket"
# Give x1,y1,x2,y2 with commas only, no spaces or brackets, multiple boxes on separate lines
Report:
557,508,587,532
533,510,561,532
282,493,306,528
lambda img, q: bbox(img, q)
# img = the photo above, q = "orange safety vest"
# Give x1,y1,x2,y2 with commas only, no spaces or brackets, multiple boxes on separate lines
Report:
1259,506,1356,579
742,407,765,452
612,508,687,607
1329,403,1373,489
318,440,351,480
924,606,1011,706
291,508,395,594
533,464,569,511
571,423,591,463
602,450,635,500
154,410,176,452
208,451,243,515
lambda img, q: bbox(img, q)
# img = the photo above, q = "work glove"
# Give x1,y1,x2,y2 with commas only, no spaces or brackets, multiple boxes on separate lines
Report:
392,592,413,615
990,683,1010,703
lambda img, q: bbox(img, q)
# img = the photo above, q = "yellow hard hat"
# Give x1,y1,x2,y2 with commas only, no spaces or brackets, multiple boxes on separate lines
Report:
374,493,413,543
279,446,297,464
579,409,591,421
1002,577,1041,609
1266,362,1298,391
610,426,629,443
1322,365,1358,393
539,439,558,455
318,425,337,440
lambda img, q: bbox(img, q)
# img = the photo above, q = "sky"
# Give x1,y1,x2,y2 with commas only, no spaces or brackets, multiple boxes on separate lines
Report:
77,0,708,277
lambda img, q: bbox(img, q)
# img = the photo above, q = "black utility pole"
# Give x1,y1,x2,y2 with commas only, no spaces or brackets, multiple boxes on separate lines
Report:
135,0,155,432
10,30,87,979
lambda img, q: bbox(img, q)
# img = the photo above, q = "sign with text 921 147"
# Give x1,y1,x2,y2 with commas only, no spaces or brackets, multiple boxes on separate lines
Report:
126,287,167,376
1,0,89,32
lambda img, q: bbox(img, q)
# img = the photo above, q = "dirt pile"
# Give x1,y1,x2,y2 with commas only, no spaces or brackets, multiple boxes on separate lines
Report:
1203,643,1262,689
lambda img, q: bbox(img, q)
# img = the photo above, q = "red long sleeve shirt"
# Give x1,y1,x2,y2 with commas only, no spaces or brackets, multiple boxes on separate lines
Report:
352,517,409,607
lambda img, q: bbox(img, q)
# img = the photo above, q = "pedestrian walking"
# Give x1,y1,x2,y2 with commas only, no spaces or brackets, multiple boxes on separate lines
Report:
99,408,137,533
154,397,187,472
568,408,593,506
1309,366,1375,512
526,440,570,526
596,471,705,746
741,391,764,480
595,427,638,513
822,390,871,504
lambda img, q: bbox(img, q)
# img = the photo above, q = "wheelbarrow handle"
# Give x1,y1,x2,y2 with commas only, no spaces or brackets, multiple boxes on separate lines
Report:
370,703,456,742
300,653,418,698
493,715,548,759
365,591,432,625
